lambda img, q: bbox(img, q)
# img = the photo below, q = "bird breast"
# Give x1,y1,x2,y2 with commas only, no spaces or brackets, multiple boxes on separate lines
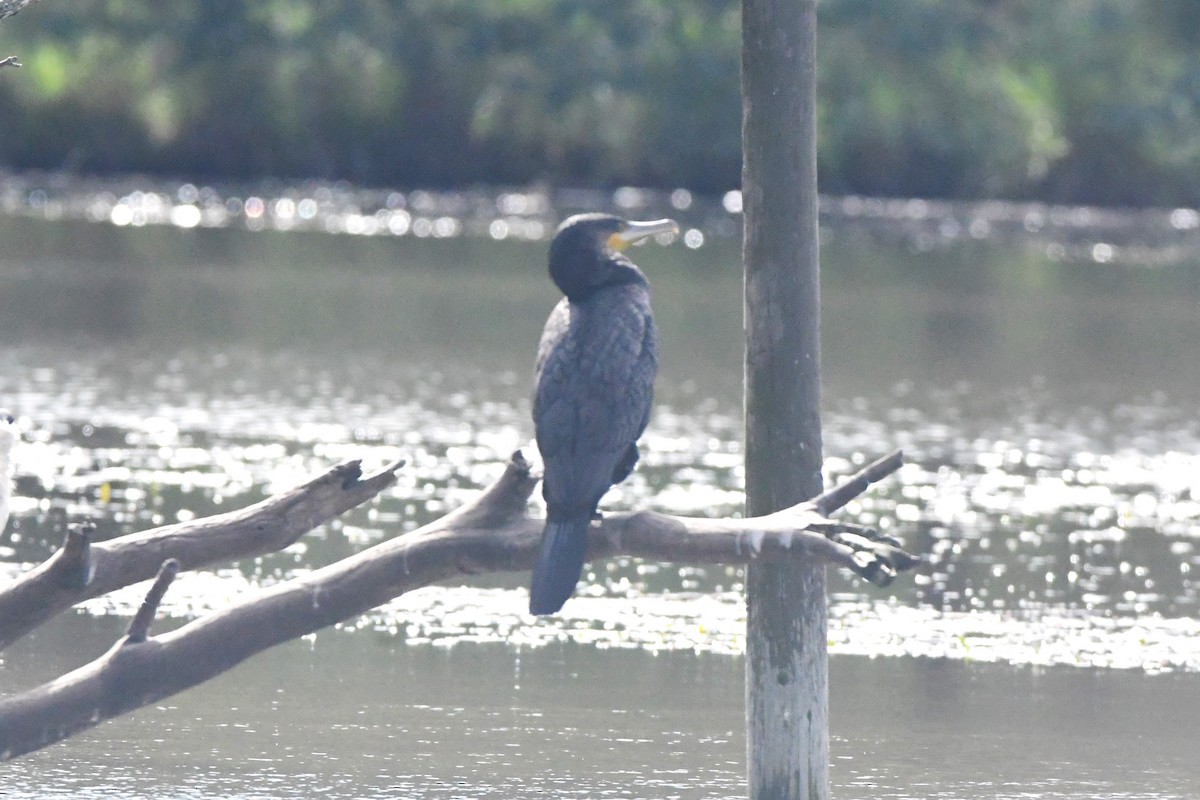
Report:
533,285,658,458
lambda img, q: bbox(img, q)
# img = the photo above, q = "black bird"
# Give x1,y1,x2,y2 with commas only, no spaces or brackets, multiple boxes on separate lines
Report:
529,213,678,615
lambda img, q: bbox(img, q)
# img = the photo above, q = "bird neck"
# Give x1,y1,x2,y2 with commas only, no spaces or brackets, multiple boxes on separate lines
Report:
554,252,646,302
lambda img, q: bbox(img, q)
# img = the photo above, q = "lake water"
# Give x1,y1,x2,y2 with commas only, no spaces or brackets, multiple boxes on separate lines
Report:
1,180,1199,798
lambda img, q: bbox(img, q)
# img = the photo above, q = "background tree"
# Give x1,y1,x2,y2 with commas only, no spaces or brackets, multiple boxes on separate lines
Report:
4,0,1200,206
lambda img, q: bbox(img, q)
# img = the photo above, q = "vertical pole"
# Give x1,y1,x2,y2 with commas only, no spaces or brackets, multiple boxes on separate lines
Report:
742,1,826,800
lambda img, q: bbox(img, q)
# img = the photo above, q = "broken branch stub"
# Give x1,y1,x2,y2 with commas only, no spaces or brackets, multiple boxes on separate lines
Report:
125,559,179,643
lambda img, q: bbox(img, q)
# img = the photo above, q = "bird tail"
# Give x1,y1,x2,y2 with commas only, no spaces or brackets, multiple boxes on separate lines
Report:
528,516,591,615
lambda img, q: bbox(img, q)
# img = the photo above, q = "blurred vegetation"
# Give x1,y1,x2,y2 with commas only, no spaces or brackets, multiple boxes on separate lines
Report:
2,0,1200,206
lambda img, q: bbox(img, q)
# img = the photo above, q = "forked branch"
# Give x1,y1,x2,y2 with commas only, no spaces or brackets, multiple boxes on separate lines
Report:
0,449,915,760
0,458,406,651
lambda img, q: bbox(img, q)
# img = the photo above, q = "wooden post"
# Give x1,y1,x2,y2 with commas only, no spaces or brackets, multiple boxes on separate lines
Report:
742,1,827,799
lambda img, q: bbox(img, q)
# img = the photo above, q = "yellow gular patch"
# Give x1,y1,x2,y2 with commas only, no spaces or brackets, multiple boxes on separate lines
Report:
606,232,630,251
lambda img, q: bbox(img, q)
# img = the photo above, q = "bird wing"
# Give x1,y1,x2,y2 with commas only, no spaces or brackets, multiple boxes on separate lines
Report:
532,299,578,456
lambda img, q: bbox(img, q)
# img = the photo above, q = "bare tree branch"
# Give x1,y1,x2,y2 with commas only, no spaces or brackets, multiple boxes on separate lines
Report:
812,449,904,517
0,458,406,651
1,0,43,70
0,0,40,22
0,448,915,761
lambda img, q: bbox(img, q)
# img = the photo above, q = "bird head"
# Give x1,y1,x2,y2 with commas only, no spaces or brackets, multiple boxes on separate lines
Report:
548,213,678,300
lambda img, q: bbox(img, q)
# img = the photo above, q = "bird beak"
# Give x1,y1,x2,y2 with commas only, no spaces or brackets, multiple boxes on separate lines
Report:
607,219,679,251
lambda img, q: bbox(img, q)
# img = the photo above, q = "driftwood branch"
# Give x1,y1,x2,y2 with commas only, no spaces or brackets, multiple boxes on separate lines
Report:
0,458,405,651
0,56,20,68
0,448,915,760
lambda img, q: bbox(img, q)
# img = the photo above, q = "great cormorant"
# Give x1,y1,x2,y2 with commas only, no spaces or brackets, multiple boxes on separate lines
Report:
529,213,678,615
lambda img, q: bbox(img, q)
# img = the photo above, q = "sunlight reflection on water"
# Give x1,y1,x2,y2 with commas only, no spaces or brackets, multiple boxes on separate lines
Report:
1,346,1198,673
7,171,1200,264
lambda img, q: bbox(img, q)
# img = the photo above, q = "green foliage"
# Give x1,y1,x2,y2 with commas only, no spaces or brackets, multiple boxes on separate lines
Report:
1,0,1200,206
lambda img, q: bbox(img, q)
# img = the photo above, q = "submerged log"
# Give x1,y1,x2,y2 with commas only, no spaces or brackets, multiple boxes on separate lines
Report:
0,449,916,761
